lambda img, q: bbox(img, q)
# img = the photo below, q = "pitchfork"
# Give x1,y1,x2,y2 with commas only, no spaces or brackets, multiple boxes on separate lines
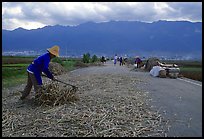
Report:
42,74,78,90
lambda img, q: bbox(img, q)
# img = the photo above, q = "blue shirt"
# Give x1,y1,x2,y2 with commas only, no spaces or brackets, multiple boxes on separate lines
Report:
27,52,53,85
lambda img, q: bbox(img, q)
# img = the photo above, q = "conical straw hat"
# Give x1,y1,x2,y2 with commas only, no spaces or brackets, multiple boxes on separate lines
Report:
47,45,60,57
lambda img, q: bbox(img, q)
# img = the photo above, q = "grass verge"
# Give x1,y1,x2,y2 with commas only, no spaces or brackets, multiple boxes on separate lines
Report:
2,67,27,88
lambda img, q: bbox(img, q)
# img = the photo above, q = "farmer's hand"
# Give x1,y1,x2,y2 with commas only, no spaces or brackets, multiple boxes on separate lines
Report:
42,72,46,77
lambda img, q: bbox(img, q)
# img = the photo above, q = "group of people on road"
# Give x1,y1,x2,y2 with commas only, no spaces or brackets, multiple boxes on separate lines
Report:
114,54,125,66
114,54,142,67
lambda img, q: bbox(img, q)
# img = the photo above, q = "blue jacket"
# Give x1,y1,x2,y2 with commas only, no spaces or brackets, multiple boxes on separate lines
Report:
27,52,53,85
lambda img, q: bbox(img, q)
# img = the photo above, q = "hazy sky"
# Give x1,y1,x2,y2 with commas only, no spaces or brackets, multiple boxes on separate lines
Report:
2,2,202,30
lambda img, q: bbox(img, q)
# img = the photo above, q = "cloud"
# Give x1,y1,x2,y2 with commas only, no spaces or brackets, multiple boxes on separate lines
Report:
2,2,202,30
166,2,202,21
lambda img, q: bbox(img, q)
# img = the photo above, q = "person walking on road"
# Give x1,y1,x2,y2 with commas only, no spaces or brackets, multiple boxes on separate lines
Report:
135,56,142,68
20,45,60,100
114,54,117,66
101,56,106,64
119,56,123,66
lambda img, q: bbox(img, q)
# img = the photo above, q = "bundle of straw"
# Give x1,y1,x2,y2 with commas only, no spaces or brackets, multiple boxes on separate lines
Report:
35,82,79,106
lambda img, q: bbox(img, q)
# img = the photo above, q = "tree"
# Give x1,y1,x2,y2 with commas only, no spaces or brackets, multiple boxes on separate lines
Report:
83,53,91,63
91,55,98,63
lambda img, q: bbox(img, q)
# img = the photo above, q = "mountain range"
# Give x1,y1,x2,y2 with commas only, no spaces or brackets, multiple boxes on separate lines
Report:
2,20,202,58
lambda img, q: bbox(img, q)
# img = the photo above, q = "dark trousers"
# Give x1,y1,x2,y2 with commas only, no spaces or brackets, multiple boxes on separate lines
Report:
21,72,41,99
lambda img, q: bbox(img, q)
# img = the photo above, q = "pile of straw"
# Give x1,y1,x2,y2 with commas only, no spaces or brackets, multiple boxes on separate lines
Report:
35,82,79,106
48,62,66,75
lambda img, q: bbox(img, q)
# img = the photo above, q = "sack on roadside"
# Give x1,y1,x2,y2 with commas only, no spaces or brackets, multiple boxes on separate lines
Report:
168,73,179,79
150,66,164,77
159,70,166,78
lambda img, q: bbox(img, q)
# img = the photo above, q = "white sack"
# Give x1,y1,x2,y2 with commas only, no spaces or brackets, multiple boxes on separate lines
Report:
150,66,165,77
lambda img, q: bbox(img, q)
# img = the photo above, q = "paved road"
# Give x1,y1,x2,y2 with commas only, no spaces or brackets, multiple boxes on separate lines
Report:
93,61,202,137
134,71,202,137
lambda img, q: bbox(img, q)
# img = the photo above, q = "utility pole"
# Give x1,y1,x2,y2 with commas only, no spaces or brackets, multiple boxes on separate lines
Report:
66,46,67,60
66,42,71,59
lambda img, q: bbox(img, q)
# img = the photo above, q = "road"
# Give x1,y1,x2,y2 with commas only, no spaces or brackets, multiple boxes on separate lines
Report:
133,69,202,137
75,60,202,137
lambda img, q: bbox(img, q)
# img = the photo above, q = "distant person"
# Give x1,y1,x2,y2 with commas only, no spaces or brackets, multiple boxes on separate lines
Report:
135,56,142,68
101,56,106,64
104,57,107,63
114,54,117,66
123,57,128,65
119,56,123,66
20,45,60,100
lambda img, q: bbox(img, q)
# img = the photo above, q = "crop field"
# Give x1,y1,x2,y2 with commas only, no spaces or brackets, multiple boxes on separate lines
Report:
2,63,28,89
2,56,35,88
2,56,35,64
